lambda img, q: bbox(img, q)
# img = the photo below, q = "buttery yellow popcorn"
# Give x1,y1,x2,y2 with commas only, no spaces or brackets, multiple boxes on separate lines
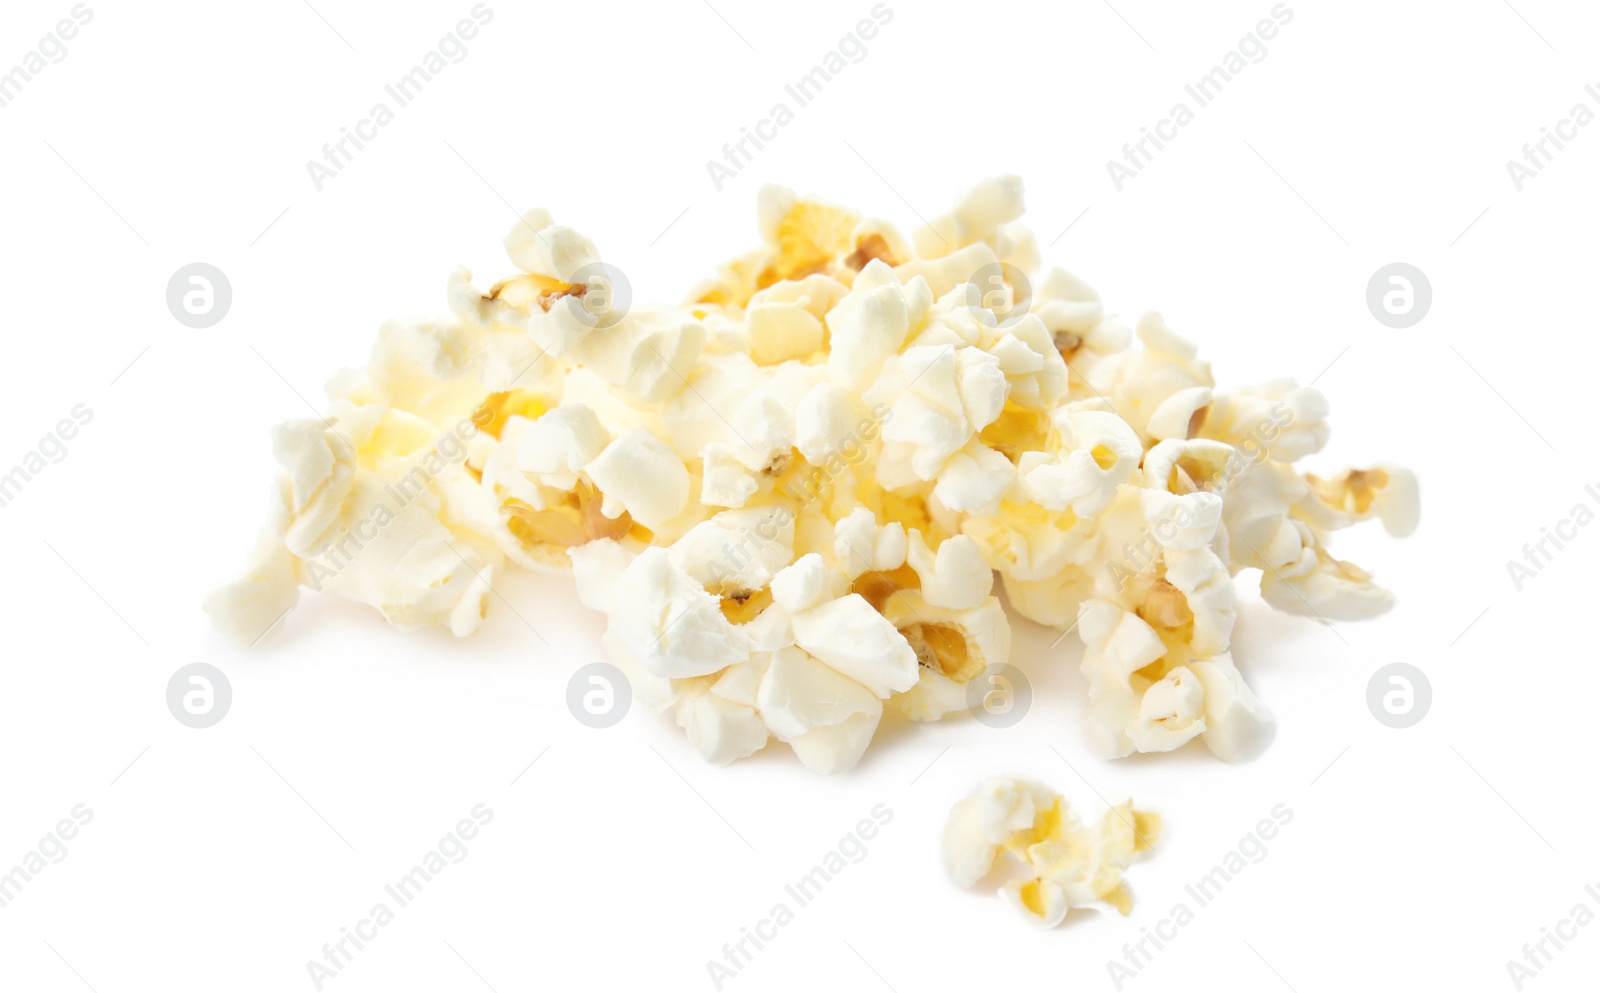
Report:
211,176,1416,773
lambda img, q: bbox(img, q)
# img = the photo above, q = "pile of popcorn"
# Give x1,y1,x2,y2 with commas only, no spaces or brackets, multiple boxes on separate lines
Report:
209,176,1417,774
943,776,1159,927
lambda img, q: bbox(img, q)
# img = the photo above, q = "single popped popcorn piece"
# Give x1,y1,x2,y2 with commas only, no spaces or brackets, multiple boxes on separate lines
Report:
584,428,690,531
611,547,751,678
944,776,1160,926
1137,438,1233,552
913,174,1027,260
567,537,638,613
883,590,1010,721
894,242,1002,301
904,531,993,610
1014,407,1142,518
518,404,611,489
826,260,933,392
1088,311,1215,443
746,274,847,364
676,657,771,766
211,396,504,640
1076,569,1272,762
504,210,599,281
668,506,795,596
789,592,919,698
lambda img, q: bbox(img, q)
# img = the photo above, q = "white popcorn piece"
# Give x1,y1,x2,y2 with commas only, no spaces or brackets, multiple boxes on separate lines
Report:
611,547,751,678
504,211,599,282
770,552,835,614
1137,438,1234,552
826,260,929,392
1203,378,1330,463
583,428,690,531
205,531,299,646
518,404,611,488
905,531,993,610
1260,531,1398,621
567,537,638,613
1014,408,1141,518
895,243,1001,301
789,593,919,698
932,439,1016,514
1088,312,1214,443
756,647,882,774
745,275,845,365
1076,566,1270,762
944,776,1160,925
676,668,769,766
883,591,1010,721
913,174,1026,260
668,506,795,596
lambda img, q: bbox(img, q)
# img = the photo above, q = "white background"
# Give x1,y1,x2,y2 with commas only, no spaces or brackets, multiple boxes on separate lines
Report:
1,0,1596,990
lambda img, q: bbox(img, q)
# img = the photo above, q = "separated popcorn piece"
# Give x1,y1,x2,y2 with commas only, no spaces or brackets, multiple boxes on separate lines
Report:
912,174,1027,260
944,776,1161,927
